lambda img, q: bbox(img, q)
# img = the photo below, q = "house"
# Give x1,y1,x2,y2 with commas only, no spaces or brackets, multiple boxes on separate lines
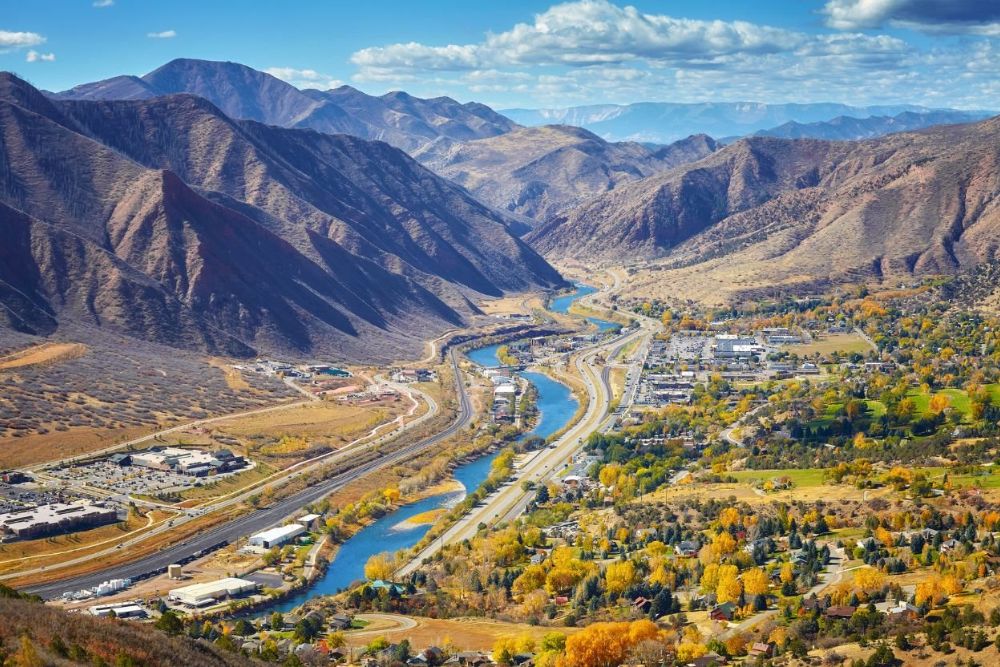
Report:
710,602,737,621
801,593,830,613
689,651,726,667
747,642,773,658
676,540,699,557
328,614,352,630
825,605,857,619
632,596,652,613
370,579,406,595
444,651,492,666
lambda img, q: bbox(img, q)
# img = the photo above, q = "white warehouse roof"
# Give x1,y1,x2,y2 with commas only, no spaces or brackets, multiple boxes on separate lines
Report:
248,523,305,546
169,577,259,606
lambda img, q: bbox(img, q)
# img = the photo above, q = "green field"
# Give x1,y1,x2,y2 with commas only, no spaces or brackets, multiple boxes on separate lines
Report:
906,388,972,418
730,468,827,487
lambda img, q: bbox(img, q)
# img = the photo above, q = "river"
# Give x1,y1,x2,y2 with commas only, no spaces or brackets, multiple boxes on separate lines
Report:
272,301,585,609
550,283,618,332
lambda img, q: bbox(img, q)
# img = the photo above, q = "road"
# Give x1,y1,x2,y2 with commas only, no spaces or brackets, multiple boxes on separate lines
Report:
22,349,473,600
399,313,657,577
718,545,848,639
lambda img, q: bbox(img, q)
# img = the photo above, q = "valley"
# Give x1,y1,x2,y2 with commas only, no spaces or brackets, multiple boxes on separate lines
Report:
2,8,1000,664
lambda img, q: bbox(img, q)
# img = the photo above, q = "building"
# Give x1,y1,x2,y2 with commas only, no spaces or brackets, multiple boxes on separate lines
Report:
129,447,245,476
168,577,260,607
89,602,147,619
248,523,306,550
714,334,759,359
168,564,184,579
0,502,118,540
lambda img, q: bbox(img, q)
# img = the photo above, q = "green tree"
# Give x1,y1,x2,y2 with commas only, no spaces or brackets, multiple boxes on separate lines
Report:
155,611,183,636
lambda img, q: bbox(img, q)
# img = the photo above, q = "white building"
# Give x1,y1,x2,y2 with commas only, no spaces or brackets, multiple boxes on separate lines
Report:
89,602,147,618
168,577,260,607
248,523,306,550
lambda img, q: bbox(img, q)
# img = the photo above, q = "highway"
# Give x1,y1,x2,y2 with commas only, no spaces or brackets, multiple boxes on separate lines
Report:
23,349,473,600
399,310,657,577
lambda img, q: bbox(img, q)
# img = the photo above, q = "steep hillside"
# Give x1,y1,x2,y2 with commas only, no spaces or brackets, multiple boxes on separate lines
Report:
0,72,563,361
53,58,517,152
413,125,717,223
531,116,1000,300
0,592,257,667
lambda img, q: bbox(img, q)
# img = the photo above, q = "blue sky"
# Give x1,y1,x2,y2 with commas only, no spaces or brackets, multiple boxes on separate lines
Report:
2,0,999,109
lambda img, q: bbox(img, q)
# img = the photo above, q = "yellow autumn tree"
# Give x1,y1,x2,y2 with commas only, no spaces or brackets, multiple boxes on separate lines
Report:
716,564,742,604
559,620,662,667
604,560,637,596
742,567,769,596
852,567,886,598
363,552,396,581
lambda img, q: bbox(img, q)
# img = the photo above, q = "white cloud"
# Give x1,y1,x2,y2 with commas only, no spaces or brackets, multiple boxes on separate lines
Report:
93,0,114,7
264,67,343,90
0,29,45,53
352,0,806,73
823,0,1000,35
25,50,55,62
147,30,176,39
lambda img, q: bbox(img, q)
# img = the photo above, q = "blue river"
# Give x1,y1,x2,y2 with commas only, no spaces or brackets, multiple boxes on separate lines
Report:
272,317,579,609
550,283,618,332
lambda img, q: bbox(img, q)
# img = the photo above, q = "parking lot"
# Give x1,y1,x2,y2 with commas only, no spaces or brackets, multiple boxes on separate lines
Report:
49,461,204,496
0,483,76,514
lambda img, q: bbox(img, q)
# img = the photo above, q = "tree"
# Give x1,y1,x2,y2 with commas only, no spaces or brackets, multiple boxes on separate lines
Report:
604,561,637,596
155,611,183,636
929,393,951,415
270,612,284,631
11,635,43,667
716,564,742,604
327,631,346,649
364,552,397,581
561,621,662,667
743,567,769,596
233,619,254,636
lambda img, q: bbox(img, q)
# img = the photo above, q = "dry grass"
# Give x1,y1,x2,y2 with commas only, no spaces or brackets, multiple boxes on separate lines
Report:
0,425,153,468
217,400,404,444
206,357,251,391
477,294,542,316
639,479,891,506
781,332,874,356
0,342,87,370
346,616,582,651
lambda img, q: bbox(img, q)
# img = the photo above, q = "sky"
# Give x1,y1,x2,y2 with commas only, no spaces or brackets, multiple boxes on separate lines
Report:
2,0,1000,110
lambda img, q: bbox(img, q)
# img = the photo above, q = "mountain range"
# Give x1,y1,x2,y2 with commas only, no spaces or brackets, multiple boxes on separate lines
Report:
530,115,1000,301
753,110,991,142
0,72,563,361
502,102,993,144
413,126,718,224
52,58,516,153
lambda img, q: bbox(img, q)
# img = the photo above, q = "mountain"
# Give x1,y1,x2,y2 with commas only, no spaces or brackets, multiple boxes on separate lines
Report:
754,110,992,141
0,72,563,361
501,101,989,144
53,58,517,153
412,125,718,224
529,115,1000,299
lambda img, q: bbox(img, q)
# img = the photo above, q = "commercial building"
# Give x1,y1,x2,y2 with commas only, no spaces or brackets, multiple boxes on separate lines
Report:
714,334,760,359
129,447,245,476
248,523,306,550
168,577,260,607
89,602,147,618
0,502,118,540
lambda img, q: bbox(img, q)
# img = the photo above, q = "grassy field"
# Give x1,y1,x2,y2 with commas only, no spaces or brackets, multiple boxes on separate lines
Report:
345,615,582,651
177,463,277,502
729,468,828,487
217,400,404,445
781,332,873,356
906,387,972,417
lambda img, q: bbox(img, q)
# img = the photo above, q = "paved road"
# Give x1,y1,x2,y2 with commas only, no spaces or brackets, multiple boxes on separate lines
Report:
399,314,657,577
23,350,473,600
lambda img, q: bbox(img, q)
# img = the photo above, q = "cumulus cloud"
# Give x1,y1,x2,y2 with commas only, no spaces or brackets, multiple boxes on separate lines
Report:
352,0,805,73
0,30,45,53
345,0,1000,109
823,0,1000,34
93,0,114,7
147,30,176,39
264,67,343,90
25,50,55,62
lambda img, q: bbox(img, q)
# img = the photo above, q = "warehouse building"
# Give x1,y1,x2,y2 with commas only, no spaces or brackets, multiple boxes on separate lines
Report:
0,502,118,540
248,523,306,550
168,577,260,607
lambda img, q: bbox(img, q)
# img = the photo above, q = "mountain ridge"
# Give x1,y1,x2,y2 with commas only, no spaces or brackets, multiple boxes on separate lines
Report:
0,71,564,361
